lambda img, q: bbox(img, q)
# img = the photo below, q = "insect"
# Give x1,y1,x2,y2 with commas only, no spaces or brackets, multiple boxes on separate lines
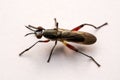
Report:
19,18,108,67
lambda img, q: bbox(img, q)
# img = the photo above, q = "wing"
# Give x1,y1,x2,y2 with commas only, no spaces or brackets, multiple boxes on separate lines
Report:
61,31,85,42
58,28,96,45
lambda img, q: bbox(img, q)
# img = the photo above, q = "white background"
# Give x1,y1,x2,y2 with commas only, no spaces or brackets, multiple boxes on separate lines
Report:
0,0,120,80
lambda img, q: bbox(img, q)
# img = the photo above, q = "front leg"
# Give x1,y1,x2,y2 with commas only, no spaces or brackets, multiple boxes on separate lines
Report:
19,40,50,56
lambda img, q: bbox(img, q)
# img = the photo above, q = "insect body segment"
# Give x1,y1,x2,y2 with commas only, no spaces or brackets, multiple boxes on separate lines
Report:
19,18,108,67
60,30,96,44
43,29,96,44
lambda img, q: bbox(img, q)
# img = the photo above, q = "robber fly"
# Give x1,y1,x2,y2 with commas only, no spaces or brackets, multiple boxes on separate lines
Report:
19,18,108,67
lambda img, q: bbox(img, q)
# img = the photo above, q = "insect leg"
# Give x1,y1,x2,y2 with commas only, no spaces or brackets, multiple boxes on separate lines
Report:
62,41,101,67
54,18,58,31
47,18,59,62
19,40,50,56
47,40,57,63
72,22,108,31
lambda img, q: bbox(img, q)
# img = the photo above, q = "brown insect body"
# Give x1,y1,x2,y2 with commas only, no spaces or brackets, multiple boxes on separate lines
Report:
43,29,96,45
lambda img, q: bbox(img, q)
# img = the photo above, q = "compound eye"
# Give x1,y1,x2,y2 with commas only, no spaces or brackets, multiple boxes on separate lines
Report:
35,31,42,39
37,26,45,30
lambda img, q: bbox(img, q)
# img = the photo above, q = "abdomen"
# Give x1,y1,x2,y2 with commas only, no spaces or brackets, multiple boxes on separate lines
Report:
60,31,97,45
